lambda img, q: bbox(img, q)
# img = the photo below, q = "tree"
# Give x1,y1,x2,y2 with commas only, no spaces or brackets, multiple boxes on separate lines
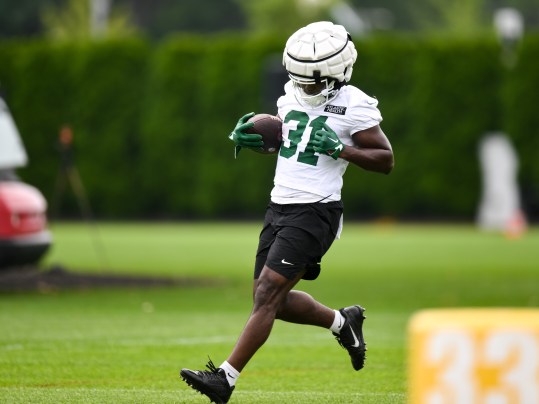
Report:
128,0,246,38
233,0,338,35
348,0,537,35
0,0,62,38
410,0,489,36
42,0,137,41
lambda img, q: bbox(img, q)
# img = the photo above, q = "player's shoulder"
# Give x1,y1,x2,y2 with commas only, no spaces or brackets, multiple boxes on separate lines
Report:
277,81,295,109
332,85,382,128
338,85,379,109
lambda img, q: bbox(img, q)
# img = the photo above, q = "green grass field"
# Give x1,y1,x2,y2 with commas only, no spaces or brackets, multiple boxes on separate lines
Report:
1,222,538,403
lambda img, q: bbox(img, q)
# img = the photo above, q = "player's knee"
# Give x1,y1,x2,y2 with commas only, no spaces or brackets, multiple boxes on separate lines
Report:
253,275,287,313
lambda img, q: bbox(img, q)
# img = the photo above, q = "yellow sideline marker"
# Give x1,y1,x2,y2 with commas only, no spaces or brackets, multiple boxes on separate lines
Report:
408,308,539,404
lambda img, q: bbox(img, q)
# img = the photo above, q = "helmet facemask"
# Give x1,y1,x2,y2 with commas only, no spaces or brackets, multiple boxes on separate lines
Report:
290,75,339,108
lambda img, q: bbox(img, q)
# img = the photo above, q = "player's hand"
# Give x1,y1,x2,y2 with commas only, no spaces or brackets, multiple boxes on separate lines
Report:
228,112,263,157
312,123,344,160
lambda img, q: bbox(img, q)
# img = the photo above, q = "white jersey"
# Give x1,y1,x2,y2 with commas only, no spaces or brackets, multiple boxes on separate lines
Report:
271,81,383,204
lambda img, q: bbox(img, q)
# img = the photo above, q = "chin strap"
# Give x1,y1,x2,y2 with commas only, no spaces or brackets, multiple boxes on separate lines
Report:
333,80,344,90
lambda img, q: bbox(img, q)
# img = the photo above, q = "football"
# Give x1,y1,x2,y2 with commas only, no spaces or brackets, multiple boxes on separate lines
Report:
245,113,283,154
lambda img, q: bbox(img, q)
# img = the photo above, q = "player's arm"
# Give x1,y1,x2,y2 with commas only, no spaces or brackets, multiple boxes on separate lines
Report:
340,125,394,174
312,123,394,174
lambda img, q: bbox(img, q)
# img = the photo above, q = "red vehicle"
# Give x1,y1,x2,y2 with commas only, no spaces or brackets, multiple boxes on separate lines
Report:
0,95,52,269
0,181,51,267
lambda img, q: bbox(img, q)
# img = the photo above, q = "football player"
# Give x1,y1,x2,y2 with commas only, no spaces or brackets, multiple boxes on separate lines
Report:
181,21,394,403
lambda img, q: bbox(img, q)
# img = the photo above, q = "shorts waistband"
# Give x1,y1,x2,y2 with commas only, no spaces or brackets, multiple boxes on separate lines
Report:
269,200,343,212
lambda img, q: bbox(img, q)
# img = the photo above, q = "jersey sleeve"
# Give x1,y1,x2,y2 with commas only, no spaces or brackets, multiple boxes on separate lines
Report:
277,81,295,117
343,86,383,135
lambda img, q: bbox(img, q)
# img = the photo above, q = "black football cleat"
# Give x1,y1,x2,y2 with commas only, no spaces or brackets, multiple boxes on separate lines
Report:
180,359,234,403
333,305,367,371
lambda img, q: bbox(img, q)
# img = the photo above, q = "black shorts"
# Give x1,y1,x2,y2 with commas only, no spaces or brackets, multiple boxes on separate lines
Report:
254,201,343,281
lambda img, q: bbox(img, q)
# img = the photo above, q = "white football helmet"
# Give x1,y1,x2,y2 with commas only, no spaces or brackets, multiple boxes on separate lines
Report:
283,21,357,108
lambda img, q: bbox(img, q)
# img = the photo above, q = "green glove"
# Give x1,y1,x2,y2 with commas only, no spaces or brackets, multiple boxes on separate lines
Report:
312,123,344,160
228,112,263,158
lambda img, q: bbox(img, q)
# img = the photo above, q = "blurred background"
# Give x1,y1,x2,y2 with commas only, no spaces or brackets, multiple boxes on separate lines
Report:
1,0,538,223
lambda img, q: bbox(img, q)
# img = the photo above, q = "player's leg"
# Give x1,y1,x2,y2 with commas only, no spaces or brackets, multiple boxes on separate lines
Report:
180,265,306,403
275,289,334,325
273,287,367,371
226,264,306,372
250,266,366,372
254,202,367,370
268,285,366,371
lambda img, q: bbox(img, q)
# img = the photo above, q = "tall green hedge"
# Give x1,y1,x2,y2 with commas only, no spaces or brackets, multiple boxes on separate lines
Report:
1,39,149,217
1,34,537,220
504,35,539,216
